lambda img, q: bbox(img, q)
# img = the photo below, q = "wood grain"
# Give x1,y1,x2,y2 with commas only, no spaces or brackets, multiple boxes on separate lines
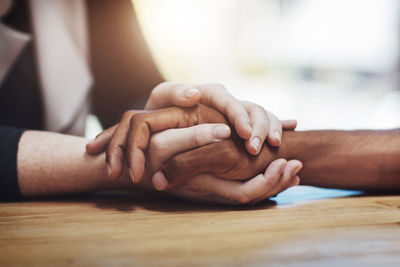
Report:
0,186,399,266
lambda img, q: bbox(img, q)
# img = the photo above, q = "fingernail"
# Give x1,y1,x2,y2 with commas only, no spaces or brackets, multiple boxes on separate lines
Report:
152,171,169,191
213,125,230,140
184,87,200,99
106,164,112,179
274,130,281,144
251,137,261,152
129,168,135,182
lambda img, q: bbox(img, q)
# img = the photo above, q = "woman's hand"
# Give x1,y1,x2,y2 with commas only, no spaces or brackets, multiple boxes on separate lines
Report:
87,82,297,157
144,82,297,154
166,159,301,205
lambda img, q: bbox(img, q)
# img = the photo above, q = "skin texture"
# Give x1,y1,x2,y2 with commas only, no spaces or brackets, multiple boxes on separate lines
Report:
163,130,400,192
86,82,298,186
17,129,300,205
162,136,275,187
90,104,228,183
15,84,301,205
87,103,298,186
143,82,297,153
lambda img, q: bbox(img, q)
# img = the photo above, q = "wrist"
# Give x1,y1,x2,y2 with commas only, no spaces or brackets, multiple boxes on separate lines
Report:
277,131,300,160
256,131,301,169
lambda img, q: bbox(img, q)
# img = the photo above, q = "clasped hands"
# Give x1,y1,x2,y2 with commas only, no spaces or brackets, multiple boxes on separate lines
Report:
86,83,302,205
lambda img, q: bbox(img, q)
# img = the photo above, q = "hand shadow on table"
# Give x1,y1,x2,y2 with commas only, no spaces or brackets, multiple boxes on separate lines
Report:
31,187,394,214
23,190,277,213
88,190,278,213
89,186,398,213
85,186,394,213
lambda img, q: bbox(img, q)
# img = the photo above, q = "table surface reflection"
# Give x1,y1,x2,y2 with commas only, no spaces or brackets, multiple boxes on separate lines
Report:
0,186,399,266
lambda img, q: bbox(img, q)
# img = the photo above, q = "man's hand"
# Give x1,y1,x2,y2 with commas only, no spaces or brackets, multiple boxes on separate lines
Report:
157,135,302,192
140,125,302,205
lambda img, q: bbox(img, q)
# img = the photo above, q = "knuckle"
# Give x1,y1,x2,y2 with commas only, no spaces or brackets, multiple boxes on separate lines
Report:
170,155,185,169
212,83,227,92
129,113,145,126
226,152,240,166
158,81,171,88
216,141,242,177
171,82,187,92
223,141,241,163
268,112,280,125
165,155,186,176
252,104,267,115
153,82,171,93
182,105,201,126
188,126,202,147
122,110,134,120
267,168,283,185
258,174,273,188
149,82,171,103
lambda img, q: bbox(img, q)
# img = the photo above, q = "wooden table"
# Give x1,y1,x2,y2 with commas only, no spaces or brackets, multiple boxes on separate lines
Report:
1,186,399,266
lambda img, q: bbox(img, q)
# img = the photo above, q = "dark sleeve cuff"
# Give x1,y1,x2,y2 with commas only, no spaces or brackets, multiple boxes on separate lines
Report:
0,126,25,201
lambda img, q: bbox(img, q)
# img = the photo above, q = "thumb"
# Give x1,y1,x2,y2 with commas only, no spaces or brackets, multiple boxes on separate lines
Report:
156,140,237,190
145,82,201,110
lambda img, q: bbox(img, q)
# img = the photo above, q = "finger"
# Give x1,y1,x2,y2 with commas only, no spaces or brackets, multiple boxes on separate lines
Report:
241,102,270,155
145,82,201,110
268,159,302,197
126,106,226,183
106,112,135,180
187,159,287,205
149,123,231,172
152,171,170,191
235,159,288,204
126,108,193,183
151,124,231,191
287,175,301,188
282,119,297,130
161,139,238,189
265,112,282,147
85,125,118,155
194,83,252,140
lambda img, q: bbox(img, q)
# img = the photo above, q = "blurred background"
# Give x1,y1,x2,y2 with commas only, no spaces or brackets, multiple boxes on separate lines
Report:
128,0,400,131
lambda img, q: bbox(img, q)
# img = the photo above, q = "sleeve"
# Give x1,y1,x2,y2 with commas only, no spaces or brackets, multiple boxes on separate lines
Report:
0,126,25,201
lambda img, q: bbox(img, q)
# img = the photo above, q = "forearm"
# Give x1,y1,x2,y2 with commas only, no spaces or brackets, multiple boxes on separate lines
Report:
17,131,135,198
272,129,400,191
89,0,164,128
